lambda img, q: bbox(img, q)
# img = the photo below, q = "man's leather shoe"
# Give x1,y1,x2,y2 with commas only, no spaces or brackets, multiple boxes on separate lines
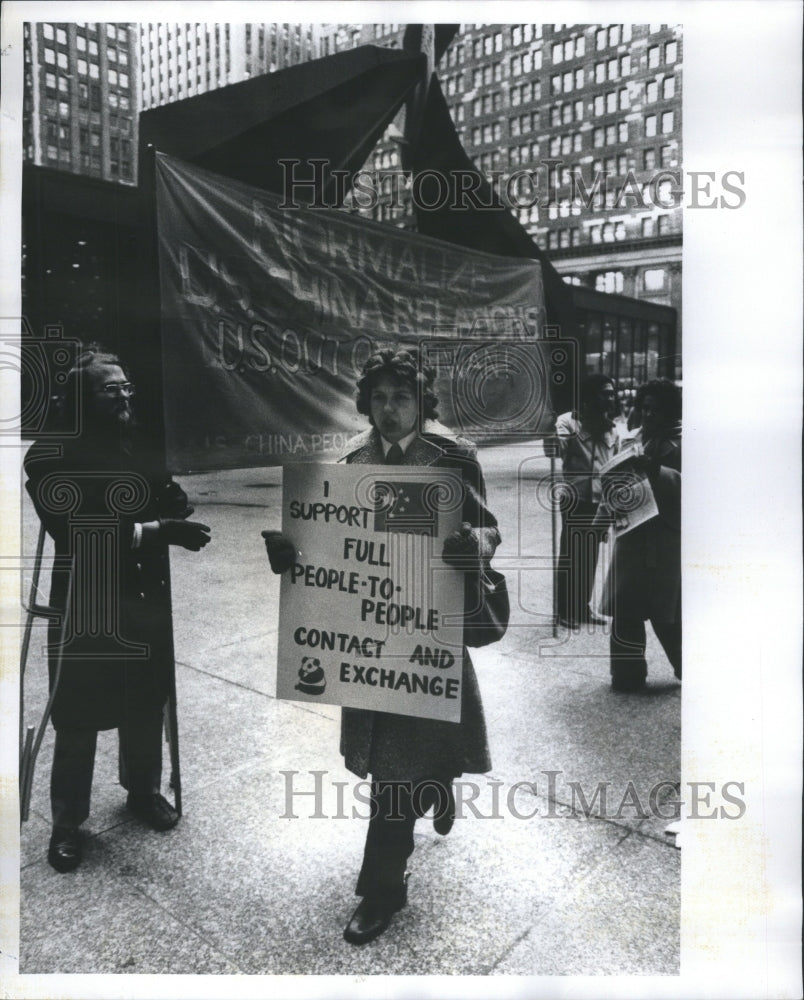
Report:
433,784,455,836
610,665,647,692
127,792,179,831
343,894,405,945
48,827,82,873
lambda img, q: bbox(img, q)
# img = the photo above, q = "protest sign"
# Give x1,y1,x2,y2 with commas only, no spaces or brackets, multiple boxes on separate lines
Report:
600,446,660,535
277,463,465,722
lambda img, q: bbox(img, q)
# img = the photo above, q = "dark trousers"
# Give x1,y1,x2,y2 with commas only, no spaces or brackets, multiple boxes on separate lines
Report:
557,501,604,623
610,618,682,681
355,779,451,903
50,704,165,828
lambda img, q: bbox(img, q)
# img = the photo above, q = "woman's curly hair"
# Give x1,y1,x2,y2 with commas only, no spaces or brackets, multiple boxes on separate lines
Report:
634,378,682,424
355,347,439,423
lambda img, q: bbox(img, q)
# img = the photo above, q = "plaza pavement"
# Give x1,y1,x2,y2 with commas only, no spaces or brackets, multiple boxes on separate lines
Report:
15,441,681,979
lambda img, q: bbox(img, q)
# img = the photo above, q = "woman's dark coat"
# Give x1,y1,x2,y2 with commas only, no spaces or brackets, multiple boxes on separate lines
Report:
338,424,498,782
601,427,681,623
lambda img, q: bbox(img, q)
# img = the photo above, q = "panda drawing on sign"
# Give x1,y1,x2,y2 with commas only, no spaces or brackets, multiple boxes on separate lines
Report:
296,656,326,695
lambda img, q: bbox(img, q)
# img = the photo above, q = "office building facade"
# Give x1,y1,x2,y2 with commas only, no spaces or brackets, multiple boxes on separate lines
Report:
23,20,138,184
357,23,683,324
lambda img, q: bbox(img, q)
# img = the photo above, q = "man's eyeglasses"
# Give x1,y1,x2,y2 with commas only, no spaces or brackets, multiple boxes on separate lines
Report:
100,382,136,398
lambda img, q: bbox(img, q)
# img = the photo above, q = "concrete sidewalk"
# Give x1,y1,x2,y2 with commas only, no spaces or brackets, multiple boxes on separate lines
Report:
17,444,681,976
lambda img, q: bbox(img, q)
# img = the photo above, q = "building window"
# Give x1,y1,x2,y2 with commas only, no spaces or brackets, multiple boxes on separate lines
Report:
602,222,614,242
645,115,657,137
665,41,677,63
107,23,117,39
77,34,86,51
56,26,67,45
660,144,673,166
642,217,656,237
89,62,99,79
109,68,117,85
44,47,55,64
648,46,660,68
657,214,670,234
618,121,628,142
59,100,69,116
595,270,624,293
643,148,656,170
43,23,54,40
590,225,601,243
45,71,56,90
644,268,666,291
646,80,658,103
662,111,674,133
89,39,98,56
595,62,605,84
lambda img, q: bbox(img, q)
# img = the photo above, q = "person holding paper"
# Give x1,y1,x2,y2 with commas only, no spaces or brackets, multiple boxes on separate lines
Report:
552,374,621,628
24,345,211,872
263,347,501,945
598,379,682,691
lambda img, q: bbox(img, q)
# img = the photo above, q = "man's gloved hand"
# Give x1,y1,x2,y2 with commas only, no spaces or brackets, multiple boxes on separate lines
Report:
261,530,297,574
158,518,211,551
160,481,194,519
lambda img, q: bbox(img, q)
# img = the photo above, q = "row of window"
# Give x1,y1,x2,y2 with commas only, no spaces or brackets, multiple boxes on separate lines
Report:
43,22,127,42
545,149,675,186
594,25,632,50
43,47,131,88
46,121,132,153
646,76,676,102
566,268,668,294
44,143,132,178
551,35,586,63
469,72,675,127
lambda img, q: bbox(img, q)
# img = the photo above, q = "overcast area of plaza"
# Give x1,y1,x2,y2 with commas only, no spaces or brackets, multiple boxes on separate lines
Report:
18,441,682,976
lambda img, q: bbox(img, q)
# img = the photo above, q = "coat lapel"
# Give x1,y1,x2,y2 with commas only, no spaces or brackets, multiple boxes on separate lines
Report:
343,428,445,467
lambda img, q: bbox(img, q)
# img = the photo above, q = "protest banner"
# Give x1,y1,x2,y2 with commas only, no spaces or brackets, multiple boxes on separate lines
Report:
277,463,465,722
154,153,550,473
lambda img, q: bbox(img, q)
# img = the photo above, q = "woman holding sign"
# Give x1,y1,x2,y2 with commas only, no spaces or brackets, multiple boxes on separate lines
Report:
264,347,504,945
